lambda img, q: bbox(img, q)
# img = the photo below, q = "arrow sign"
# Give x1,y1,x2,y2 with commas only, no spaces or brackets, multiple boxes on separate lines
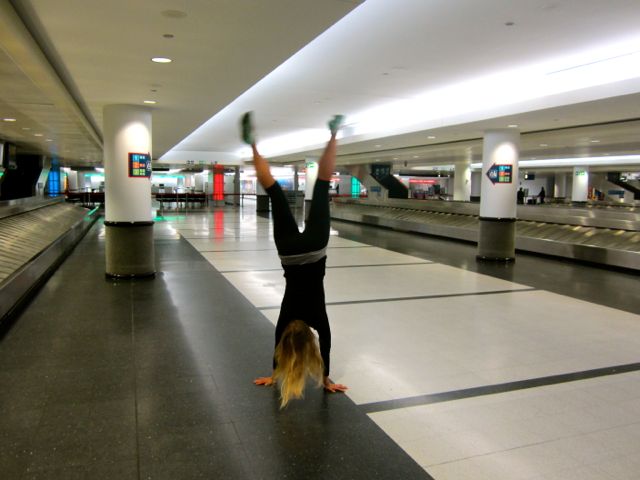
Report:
486,163,513,184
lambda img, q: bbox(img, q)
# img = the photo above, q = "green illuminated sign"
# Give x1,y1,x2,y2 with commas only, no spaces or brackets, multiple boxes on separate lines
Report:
351,177,360,198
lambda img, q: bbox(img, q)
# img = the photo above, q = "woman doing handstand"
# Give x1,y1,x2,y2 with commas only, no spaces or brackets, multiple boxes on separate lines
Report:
241,112,348,408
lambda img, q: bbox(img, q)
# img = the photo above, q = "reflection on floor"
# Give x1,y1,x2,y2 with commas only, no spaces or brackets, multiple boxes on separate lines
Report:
172,206,640,480
2,204,639,479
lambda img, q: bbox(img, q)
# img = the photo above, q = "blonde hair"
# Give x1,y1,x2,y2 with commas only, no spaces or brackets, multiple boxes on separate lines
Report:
273,320,324,408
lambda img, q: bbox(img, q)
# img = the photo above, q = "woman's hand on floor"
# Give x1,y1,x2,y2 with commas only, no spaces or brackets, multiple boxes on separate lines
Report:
253,376,274,386
323,377,348,393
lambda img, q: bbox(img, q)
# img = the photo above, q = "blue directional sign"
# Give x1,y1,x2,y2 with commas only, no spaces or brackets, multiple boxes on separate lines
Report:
129,152,151,178
486,163,513,184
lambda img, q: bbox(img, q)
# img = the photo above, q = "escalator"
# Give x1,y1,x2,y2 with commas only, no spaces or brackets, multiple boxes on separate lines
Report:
607,172,640,200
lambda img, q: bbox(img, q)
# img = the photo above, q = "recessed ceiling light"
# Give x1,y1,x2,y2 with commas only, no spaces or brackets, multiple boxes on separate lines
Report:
539,143,548,147
46,139,53,142
413,155,419,158
144,100,157,104
2,118,16,122
22,127,30,131
375,144,382,148
508,124,519,128
427,135,436,139
151,57,172,63
34,133,43,137
161,9,187,19
393,157,399,160
590,140,600,143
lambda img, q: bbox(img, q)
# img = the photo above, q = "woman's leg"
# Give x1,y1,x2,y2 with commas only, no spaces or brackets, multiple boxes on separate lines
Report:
252,144,276,190
302,116,343,248
242,112,299,251
266,181,300,253
318,115,343,181
243,112,276,190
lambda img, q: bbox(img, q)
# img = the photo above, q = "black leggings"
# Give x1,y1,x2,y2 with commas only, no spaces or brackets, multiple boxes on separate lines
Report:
266,179,330,256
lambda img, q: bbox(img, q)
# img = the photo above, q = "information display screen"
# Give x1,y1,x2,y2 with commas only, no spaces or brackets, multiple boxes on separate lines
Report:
129,152,151,178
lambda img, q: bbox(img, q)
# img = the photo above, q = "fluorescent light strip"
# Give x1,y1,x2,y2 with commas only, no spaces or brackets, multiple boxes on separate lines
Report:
470,155,640,169
247,40,640,157
171,2,640,161
237,128,331,158
349,48,640,138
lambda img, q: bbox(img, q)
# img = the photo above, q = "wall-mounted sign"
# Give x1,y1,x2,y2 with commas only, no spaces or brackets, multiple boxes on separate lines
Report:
371,163,391,178
486,163,512,184
575,170,587,176
129,152,151,178
409,179,437,184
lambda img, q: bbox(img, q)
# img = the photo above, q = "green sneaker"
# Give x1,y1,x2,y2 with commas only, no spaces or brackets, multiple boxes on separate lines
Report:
328,114,345,135
240,111,255,145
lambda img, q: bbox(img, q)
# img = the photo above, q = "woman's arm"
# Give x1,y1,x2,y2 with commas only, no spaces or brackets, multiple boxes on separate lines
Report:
254,375,274,386
324,376,348,393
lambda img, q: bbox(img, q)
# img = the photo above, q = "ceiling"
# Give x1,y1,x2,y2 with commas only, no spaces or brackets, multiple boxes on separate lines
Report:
1,0,640,173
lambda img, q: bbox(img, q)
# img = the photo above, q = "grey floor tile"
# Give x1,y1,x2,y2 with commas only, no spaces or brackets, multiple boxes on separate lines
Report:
21,459,138,480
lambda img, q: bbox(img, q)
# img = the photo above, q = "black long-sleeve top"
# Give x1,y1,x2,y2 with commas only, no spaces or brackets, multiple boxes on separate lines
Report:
273,256,331,376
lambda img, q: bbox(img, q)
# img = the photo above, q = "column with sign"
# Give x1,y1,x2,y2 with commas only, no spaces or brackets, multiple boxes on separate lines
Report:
103,104,155,277
571,166,589,202
477,129,520,261
304,158,318,220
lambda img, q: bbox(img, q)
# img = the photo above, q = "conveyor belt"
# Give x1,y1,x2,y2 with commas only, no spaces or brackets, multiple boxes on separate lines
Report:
331,201,640,271
0,199,98,322
0,202,90,284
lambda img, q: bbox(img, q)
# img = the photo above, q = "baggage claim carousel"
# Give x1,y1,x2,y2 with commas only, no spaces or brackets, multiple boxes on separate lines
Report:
331,198,640,272
0,197,99,323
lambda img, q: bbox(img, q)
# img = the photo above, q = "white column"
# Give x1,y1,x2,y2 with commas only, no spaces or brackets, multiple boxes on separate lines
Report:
480,130,519,219
304,159,319,200
477,129,520,261
77,172,87,191
104,105,152,222
470,171,482,199
234,166,240,206
572,166,589,202
304,159,319,220
554,173,567,198
194,173,204,192
67,170,78,191
453,161,471,201
207,165,214,196
256,170,268,212
103,104,154,277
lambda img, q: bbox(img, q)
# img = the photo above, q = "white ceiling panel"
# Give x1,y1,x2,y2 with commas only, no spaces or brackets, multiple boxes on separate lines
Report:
1,0,639,171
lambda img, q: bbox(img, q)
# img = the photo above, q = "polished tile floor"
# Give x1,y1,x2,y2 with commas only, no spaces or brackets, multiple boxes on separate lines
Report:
172,205,640,480
2,203,639,479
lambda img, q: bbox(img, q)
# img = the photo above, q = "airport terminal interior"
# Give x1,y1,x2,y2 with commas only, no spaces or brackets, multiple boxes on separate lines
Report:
1,1,640,479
